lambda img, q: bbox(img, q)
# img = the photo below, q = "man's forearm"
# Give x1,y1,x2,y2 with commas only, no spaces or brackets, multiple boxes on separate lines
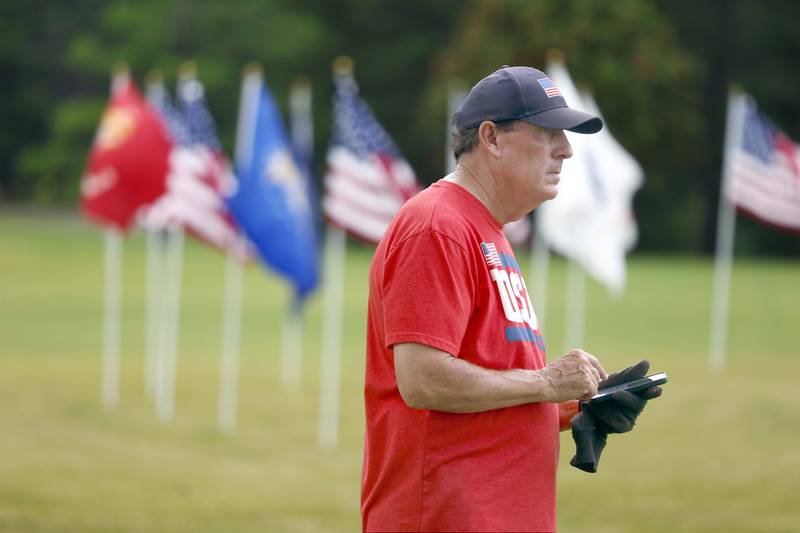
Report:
395,344,552,413
394,342,604,413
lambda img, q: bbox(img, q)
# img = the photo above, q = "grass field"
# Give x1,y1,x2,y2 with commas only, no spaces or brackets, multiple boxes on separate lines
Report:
1,210,799,532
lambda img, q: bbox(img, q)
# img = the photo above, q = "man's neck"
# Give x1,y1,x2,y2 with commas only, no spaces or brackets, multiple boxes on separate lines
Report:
445,159,508,224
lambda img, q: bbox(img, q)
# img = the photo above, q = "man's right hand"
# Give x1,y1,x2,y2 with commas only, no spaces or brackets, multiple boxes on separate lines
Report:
538,349,607,403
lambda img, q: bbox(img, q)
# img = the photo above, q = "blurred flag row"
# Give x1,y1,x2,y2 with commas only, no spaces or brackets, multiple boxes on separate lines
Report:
80,61,423,298
80,59,420,439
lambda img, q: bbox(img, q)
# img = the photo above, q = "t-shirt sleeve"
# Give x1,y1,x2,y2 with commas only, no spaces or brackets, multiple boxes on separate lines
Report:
382,230,475,356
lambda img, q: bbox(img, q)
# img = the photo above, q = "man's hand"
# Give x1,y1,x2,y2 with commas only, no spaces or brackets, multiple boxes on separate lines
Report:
582,359,662,434
538,349,608,403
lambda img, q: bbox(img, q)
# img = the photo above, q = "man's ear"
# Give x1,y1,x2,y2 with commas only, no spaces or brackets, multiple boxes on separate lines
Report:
477,121,502,158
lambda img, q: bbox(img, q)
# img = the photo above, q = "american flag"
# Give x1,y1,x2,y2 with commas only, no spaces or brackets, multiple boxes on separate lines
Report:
537,77,562,98
480,242,502,268
180,79,222,151
146,83,190,147
323,71,419,243
725,93,800,232
140,78,246,258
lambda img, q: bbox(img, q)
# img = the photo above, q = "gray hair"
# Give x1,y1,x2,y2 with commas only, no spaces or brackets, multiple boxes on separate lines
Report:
451,120,518,162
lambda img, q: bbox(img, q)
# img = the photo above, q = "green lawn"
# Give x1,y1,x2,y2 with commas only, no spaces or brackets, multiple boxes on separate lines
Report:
1,211,798,532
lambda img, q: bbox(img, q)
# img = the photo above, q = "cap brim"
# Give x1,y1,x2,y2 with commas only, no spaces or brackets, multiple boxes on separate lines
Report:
520,107,603,134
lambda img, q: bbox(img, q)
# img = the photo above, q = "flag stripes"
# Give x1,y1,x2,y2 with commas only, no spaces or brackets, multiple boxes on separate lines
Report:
323,69,419,243
481,242,502,268
140,76,245,258
725,95,800,232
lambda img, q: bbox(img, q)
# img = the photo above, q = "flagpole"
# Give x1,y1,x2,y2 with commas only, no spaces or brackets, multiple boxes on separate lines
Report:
157,63,205,422
145,72,174,417
144,69,165,400
144,226,164,398
100,63,129,411
101,227,123,409
709,87,745,373
215,64,261,433
317,56,356,451
529,214,550,331
280,297,303,387
318,225,346,450
157,223,184,421
564,259,586,351
218,238,245,434
280,75,314,388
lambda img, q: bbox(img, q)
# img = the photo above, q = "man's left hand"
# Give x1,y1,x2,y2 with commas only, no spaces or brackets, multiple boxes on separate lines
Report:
581,360,662,434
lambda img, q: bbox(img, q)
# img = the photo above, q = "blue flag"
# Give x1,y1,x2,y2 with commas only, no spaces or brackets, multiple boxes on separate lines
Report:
227,77,319,299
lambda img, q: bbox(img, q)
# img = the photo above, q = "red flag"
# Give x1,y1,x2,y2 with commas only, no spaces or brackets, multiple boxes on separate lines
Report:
81,80,172,231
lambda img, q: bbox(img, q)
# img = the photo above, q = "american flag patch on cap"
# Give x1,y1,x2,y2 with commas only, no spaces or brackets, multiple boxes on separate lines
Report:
480,242,502,268
537,77,562,98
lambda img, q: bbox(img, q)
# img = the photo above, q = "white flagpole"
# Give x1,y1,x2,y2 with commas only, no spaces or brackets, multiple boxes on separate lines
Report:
281,299,303,387
564,259,586,351
279,75,314,388
218,239,245,434
216,64,261,433
101,227,123,409
290,75,314,164
317,58,353,451
318,226,346,450
100,64,129,410
144,228,164,398
529,215,550,331
156,65,205,422
157,223,184,421
709,88,745,373
154,234,170,417
144,70,166,400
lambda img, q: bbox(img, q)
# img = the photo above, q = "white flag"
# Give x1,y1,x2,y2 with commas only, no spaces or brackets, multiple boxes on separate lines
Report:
579,92,643,253
537,59,643,295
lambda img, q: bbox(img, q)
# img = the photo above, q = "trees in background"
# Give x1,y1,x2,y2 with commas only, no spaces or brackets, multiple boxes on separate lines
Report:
1,0,797,253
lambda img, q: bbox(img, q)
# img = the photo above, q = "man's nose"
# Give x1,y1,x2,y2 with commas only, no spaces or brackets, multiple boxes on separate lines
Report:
555,130,573,160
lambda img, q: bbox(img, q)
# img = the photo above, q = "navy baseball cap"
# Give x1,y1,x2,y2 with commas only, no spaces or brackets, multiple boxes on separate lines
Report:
452,65,603,134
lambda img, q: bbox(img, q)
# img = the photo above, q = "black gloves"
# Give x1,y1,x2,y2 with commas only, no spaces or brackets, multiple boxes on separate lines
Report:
583,359,662,435
570,360,662,473
569,409,607,473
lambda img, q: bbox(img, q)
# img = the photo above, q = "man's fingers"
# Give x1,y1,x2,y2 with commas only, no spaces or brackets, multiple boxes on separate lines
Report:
586,354,608,381
579,380,599,401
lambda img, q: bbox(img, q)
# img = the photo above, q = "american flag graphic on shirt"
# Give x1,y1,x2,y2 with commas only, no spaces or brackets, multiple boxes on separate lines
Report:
480,242,502,268
537,77,562,98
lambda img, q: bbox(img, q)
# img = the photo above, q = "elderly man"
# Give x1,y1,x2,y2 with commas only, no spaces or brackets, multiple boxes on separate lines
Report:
361,66,657,532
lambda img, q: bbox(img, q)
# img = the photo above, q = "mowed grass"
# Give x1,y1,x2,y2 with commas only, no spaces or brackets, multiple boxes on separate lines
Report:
0,210,798,532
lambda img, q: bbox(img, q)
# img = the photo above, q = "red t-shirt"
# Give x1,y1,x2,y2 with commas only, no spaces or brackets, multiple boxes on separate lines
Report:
362,180,559,532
